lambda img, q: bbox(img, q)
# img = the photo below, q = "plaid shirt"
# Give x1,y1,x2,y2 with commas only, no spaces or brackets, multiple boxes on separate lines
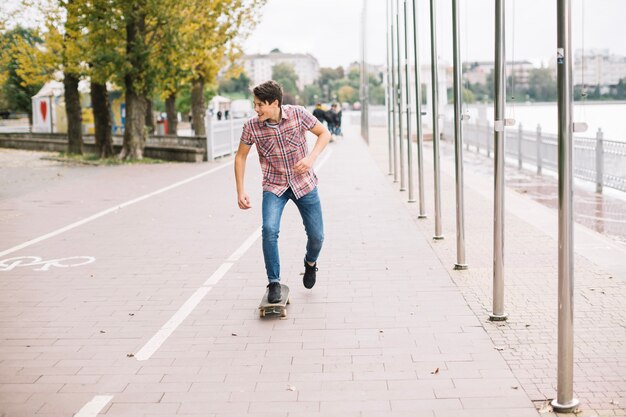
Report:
240,105,319,199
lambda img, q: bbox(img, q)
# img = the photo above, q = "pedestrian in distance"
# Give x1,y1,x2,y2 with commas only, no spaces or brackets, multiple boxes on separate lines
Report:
312,103,335,142
312,102,327,124
217,110,223,121
234,80,332,303
329,103,342,136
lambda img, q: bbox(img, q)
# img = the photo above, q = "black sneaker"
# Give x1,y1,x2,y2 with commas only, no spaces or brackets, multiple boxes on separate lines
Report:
303,261,318,289
267,282,281,303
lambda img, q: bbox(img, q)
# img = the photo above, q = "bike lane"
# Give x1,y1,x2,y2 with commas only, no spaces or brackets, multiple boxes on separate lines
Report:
0,154,268,416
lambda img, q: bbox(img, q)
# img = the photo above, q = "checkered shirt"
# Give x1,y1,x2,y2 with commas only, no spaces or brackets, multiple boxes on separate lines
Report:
240,105,320,199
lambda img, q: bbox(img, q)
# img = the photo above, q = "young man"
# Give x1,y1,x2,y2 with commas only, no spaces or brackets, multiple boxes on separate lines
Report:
234,80,331,303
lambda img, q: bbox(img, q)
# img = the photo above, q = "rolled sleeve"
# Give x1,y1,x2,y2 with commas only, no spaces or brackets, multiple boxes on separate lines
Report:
240,121,254,146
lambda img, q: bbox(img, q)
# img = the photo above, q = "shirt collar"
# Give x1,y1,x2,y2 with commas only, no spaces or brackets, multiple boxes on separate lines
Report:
258,105,290,127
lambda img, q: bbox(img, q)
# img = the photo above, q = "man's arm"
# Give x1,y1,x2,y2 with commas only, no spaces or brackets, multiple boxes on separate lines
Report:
234,142,253,209
293,121,331,175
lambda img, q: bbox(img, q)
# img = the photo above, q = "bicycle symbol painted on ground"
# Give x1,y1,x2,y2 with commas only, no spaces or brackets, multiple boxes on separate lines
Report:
0,256,96,272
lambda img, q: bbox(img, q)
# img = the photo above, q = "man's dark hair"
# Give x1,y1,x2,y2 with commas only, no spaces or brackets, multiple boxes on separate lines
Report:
253,80,283,106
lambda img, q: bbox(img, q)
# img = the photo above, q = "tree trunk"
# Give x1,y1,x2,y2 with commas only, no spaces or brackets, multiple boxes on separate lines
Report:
63,72,83,155
191,76,206,136
90,81,114,158
120,81,146,160
145,98,154,134
120,3,147,160
165,93,177,135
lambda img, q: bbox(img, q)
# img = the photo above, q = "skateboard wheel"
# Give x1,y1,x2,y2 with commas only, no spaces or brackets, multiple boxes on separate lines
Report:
280,308,287,318
260,309,265,318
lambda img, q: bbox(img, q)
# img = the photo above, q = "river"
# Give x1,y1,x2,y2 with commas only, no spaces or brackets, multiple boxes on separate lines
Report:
448,101,626,142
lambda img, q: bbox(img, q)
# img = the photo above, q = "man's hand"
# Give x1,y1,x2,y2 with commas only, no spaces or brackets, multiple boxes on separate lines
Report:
294,156,314,175
238,192,252,210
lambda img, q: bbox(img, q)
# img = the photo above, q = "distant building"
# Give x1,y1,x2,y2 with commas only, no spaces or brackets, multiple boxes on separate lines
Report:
243,51,320,90
574,49,626,87
464,61,534,89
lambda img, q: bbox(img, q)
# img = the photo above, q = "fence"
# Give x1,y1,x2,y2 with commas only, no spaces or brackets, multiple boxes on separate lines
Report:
442,120,626,193
204,117,246,161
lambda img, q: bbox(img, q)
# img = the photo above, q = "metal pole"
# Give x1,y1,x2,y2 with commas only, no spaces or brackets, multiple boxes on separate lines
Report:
360,0,369,143
490,0,507,321
412,0,427,217
537,124,543,175
552,0,579,412
361,0,370,145
429,0,443,240
595,128,604,194
518,123,523,169
396,0,406,191
390,0,399,183
404,0,415,202
451,0,467,269
386,0,394,175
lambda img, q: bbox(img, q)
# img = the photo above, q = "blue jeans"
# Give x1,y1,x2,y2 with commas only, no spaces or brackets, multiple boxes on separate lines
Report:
262,187,324,283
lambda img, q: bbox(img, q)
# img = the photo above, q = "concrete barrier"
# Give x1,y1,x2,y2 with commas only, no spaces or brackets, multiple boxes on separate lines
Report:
0,132,206,163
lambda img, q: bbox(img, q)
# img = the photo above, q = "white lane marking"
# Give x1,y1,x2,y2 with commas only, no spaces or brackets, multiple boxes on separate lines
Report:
226,227,262,262
74,395,113,417
0,162,234,258
133,147,334,361
203,262,234,286
134,286,213,361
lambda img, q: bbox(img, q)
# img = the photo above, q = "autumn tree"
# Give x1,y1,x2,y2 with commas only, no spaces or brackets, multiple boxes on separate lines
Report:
80,0,125,157
0,27,44,124
180,0,266,136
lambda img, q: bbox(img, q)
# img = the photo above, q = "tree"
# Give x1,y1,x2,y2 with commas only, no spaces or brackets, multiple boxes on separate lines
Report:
526,68,557,102
10,0,86,154
272,62,299,98
62,0,85,155
337,85,356,104
177,0,266,137
218,72,252,97
302,84,322,105
0,27,44,124
80,0,125,157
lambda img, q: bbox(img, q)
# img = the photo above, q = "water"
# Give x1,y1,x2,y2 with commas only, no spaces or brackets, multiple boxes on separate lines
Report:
448,101,626,142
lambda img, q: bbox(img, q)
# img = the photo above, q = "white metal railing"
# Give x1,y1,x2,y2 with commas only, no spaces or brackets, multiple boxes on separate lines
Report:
442,120,626,193
204,116,246,161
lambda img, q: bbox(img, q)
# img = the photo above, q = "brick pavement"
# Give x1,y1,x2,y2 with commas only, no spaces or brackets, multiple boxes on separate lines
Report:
367,125,626,416
0,118,624,417
0,128,543,416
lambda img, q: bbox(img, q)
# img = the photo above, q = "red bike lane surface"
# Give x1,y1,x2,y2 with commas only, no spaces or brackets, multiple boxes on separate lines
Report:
0,156,267,415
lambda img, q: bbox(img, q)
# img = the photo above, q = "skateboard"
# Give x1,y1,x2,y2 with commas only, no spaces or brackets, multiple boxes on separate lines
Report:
259,284,290,318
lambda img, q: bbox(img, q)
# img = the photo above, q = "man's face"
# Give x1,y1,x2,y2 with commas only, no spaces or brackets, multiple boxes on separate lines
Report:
253,97,279,122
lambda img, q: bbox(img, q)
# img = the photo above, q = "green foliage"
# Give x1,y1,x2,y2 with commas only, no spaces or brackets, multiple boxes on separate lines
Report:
302,84,322,105
524,68,557,102
272,62,299,97
218,72,251,97
0,27,44,115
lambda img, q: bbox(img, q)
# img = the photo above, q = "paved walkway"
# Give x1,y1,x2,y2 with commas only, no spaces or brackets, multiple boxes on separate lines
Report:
0,121,623,417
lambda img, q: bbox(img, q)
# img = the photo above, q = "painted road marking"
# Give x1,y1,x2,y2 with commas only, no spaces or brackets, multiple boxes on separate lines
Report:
0,161,234,258
74,395,113,417
0,255,96,272
133,148,334,361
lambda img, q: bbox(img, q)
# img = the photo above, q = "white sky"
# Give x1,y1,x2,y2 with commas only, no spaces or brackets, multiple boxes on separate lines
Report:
244,0,626,68
4,0,624,69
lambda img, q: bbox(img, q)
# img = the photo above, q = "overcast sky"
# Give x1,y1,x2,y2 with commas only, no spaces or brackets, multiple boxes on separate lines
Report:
244,0,626,68
3,0,624,69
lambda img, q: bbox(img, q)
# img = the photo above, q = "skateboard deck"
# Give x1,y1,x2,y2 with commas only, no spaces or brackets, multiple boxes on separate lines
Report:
259,284,290,318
